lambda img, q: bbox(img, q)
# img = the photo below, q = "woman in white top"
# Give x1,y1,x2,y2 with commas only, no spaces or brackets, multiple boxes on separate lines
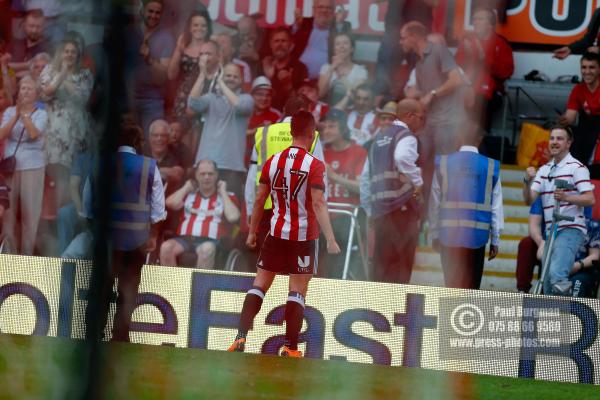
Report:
318,32,368,105
0,76,48,255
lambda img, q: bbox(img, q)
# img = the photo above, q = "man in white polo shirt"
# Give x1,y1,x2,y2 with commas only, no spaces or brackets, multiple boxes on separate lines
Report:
523,125,595,295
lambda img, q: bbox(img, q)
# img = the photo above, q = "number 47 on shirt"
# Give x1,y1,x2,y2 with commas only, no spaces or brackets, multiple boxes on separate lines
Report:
271,168,308,202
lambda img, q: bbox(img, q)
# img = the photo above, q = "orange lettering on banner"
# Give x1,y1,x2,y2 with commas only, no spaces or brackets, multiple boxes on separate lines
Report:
454,0,600,46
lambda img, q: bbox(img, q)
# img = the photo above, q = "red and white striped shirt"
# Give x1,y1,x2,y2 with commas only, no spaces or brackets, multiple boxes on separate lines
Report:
347,110,377,145
309,101,329,123
260,146,326,241
177,192,239,239
233,58,252,85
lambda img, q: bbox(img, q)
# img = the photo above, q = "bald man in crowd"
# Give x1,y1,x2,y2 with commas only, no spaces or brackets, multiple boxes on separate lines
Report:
360,99,427,283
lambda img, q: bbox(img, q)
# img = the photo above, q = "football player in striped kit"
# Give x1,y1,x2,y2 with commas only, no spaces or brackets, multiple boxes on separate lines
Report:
229,110,340,357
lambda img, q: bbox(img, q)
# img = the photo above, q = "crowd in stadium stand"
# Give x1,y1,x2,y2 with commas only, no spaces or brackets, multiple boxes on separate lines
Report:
1,0,600,298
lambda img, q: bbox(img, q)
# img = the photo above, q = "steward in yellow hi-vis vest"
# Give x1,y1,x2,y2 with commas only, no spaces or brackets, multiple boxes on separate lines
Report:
253,118,321,209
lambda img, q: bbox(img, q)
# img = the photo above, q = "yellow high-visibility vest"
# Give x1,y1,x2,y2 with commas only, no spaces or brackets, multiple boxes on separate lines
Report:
254,121,319,209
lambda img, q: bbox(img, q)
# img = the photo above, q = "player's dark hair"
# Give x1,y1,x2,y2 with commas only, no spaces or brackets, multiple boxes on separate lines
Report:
291,111,315,138
284,95,309,116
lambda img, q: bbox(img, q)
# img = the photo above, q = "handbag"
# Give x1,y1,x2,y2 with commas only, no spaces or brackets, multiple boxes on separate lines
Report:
0,154,17,176
0,109,35,176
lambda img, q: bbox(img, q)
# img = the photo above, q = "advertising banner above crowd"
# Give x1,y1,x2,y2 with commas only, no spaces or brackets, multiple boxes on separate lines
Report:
454,0,600,46
200,0,388,36
200,0,598,46
1,255,599,385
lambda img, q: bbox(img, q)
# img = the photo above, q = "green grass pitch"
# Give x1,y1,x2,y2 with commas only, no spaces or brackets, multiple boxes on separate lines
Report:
0,334,598,399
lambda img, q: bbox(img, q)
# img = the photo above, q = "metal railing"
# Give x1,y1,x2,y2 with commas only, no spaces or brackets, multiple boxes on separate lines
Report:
327,202,369,280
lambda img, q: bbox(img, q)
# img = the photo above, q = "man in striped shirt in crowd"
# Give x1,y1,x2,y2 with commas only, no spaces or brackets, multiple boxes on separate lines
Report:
159,159,240,269
229,110,341,357
523,125,595,295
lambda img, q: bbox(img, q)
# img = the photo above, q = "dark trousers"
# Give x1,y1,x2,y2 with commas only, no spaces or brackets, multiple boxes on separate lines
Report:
93,247,146,342
571,267,600,298
440,245,486,289
571,114,600,168
515,236,540,292
588,164,600,180
418,133,436,221
372,207,419,284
